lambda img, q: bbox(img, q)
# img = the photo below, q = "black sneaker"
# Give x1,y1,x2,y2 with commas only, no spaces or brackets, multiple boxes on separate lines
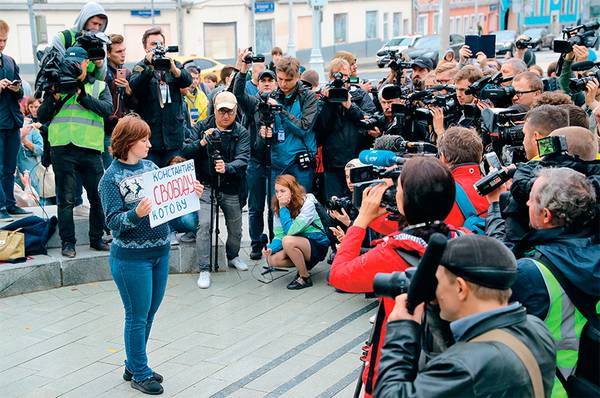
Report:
249,247,262,261
0,210,13,222
6,205,32,216
123,368,163,383
90,240,110,251
61,242,76,258
287,275,313,290
131,377,164,395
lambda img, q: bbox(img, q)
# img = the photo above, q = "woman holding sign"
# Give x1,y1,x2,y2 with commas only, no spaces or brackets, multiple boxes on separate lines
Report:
99,114,203,395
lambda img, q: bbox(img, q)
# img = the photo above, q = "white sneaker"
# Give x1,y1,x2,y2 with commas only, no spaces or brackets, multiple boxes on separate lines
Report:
369,314,376,324
169,231,179,246
229,257,248,271
197,271,211,288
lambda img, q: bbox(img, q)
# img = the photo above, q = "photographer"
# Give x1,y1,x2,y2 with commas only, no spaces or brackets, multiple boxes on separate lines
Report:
558,44,590,106
510,168,600,397
181,65,209,126
38,47,112,258
374,235,555,398
103,33,134,169
329,157,456,397
513,34,537,67
500,58,528,86
260,56,318,192
130,27,192,167
366,85,402,141
233,47,278,260
314,57,375,199
438,127,488,230
455,66,483,128
49,1,108,81
410,57,433,91
512,71,543,108
181,91,250,289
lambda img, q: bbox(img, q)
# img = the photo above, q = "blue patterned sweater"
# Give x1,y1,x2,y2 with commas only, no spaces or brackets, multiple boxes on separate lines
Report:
99,159,170,259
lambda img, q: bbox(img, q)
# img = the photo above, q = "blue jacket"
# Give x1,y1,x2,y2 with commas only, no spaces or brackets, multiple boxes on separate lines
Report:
511,227,600,319
0,53,24,130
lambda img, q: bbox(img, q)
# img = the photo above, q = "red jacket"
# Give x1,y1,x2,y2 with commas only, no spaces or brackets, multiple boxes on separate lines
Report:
329,226,426,397
445,163,488,228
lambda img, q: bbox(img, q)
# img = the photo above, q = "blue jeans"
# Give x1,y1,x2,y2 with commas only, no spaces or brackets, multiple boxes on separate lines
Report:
169,211,198,233
247,159,268,250
271,163,314,194
102,134,113,170
110,253,169,382
0,128,20,209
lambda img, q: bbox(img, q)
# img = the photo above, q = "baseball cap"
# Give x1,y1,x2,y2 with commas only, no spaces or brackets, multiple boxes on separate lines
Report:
258,69,276,81
411,57,434,70
214,91,237,110
64,47,89,63
439,235,517,289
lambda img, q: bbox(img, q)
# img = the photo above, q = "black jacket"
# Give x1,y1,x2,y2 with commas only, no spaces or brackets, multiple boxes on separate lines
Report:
181,116,250,196
129,60,192,151
0,53,24,130
232,70,266,163
314,86,376,169
374,304,556,398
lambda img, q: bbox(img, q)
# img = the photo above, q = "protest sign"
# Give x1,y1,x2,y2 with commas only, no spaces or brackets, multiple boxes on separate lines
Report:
141,160,200,227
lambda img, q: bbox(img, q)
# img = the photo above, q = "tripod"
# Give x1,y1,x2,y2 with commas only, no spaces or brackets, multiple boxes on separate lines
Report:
208,150,223,273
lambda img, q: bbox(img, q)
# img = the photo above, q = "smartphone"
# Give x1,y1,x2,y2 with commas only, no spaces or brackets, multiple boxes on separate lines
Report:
485,152,502,170
116,68,126,80
10,79,21,86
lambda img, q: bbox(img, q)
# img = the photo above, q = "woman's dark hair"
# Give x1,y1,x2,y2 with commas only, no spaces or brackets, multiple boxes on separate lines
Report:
400,157,455,239
111,113,151,160
272,174,306,219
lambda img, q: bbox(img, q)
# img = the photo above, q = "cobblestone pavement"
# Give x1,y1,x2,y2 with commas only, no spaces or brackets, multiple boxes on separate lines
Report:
0,262,378,397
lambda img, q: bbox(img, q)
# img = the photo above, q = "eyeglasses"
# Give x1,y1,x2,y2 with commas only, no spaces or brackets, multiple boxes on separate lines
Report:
217,108,235,115
514,89,539,97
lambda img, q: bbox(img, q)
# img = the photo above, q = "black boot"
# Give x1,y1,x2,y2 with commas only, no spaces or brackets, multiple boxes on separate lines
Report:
131,378,164,395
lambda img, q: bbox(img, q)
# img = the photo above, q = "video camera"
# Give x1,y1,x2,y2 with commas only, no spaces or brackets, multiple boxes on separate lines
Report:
325,196,359,220
554,20,600,53
359,113,387,130
326,72,360,103
34,51,82,96
151,42,179,71
515,37,535,50
413,90,463,131
244,47,265,64
467,72,516,108
481,108,527,164
257,93,283,126
76,31,111,61
349,164,400,213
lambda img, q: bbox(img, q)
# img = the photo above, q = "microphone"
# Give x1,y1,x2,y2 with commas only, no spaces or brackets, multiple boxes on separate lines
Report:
359,149,405,167
260,233,269,251
373,135,438,154
406,233,447,313
571,60,599,71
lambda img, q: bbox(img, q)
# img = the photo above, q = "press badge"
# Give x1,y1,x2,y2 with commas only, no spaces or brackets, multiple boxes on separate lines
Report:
277,128,285,142
159,82,171,104
190,108,199,120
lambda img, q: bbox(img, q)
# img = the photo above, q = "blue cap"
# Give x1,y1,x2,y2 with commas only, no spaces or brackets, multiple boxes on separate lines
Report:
65,47,89,63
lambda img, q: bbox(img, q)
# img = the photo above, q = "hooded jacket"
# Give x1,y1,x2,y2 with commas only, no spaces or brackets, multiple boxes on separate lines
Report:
50,1,108,80
511,227,600,320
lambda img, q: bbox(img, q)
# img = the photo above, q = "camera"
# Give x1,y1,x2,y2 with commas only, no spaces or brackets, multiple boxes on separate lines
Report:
35,51,82,96
542,76,560,92
151,42,179,71
76,31,111,61
467,72,516,108
257,94,282,126
359,112,386,130
244,47,266,64
373,269,417,298
515,38,535,50
327,72,360,103
326,196,359,220
414,91,463,130
203,128,225,146
349,165,400,212
473,166,517,196
537,135,568,157
553,20,600,53
481,108,527,164
569,72,600,92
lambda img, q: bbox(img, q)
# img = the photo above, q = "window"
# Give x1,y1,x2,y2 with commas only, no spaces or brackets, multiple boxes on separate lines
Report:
463,16,469,34
403,19,409,36
393,12,401,36
433,13,439,34
562,0,567,14
255,19,273,54
545,0,550,15
204,23,236,59
417,14,427,35
366,10,378,39
570,0,575,14
383,12,389,40
334,13,347,43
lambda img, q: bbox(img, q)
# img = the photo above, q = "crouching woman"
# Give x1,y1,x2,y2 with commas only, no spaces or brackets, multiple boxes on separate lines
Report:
263,174,329,289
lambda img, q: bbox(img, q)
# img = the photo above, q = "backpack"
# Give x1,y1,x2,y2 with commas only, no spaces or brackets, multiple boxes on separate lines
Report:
1,216,58,256
312,200,339,251
455,183,486,234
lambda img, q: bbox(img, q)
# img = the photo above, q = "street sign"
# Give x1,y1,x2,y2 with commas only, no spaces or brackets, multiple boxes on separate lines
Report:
131,9,161,18
255,1,275,13
309,0,328,6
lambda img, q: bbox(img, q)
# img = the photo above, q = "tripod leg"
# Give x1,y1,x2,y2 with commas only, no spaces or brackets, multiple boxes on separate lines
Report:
209,188,215,273
214,180,220,272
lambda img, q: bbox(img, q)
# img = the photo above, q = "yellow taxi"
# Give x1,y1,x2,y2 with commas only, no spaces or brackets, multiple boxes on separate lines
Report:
172,55,226,81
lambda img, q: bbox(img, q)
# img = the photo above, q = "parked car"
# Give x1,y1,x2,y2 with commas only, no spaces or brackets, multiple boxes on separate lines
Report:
494,30,517,56
403,34,465,68
172,55,225,81
376,35,421,68
522,28,555,51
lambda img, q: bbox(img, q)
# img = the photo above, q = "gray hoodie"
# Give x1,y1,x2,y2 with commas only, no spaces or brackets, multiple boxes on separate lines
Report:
50,1,108,79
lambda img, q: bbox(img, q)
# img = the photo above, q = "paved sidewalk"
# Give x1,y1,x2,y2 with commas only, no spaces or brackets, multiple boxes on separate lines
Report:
0,261,377,397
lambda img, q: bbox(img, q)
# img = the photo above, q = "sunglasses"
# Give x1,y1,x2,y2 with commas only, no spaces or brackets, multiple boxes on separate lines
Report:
217,108,235,115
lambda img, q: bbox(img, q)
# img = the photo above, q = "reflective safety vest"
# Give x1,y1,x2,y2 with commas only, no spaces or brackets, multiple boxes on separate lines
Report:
48,80,106,152
532,259,587,398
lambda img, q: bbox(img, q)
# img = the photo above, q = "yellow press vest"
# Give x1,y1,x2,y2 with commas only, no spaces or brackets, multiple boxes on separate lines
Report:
48,80,106,152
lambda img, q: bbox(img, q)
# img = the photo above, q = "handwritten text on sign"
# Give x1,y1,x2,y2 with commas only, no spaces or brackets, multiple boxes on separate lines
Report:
141,160,200,227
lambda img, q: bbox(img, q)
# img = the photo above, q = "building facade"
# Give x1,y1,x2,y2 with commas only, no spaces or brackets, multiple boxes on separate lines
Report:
0,0,412,68
415,0,501,36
